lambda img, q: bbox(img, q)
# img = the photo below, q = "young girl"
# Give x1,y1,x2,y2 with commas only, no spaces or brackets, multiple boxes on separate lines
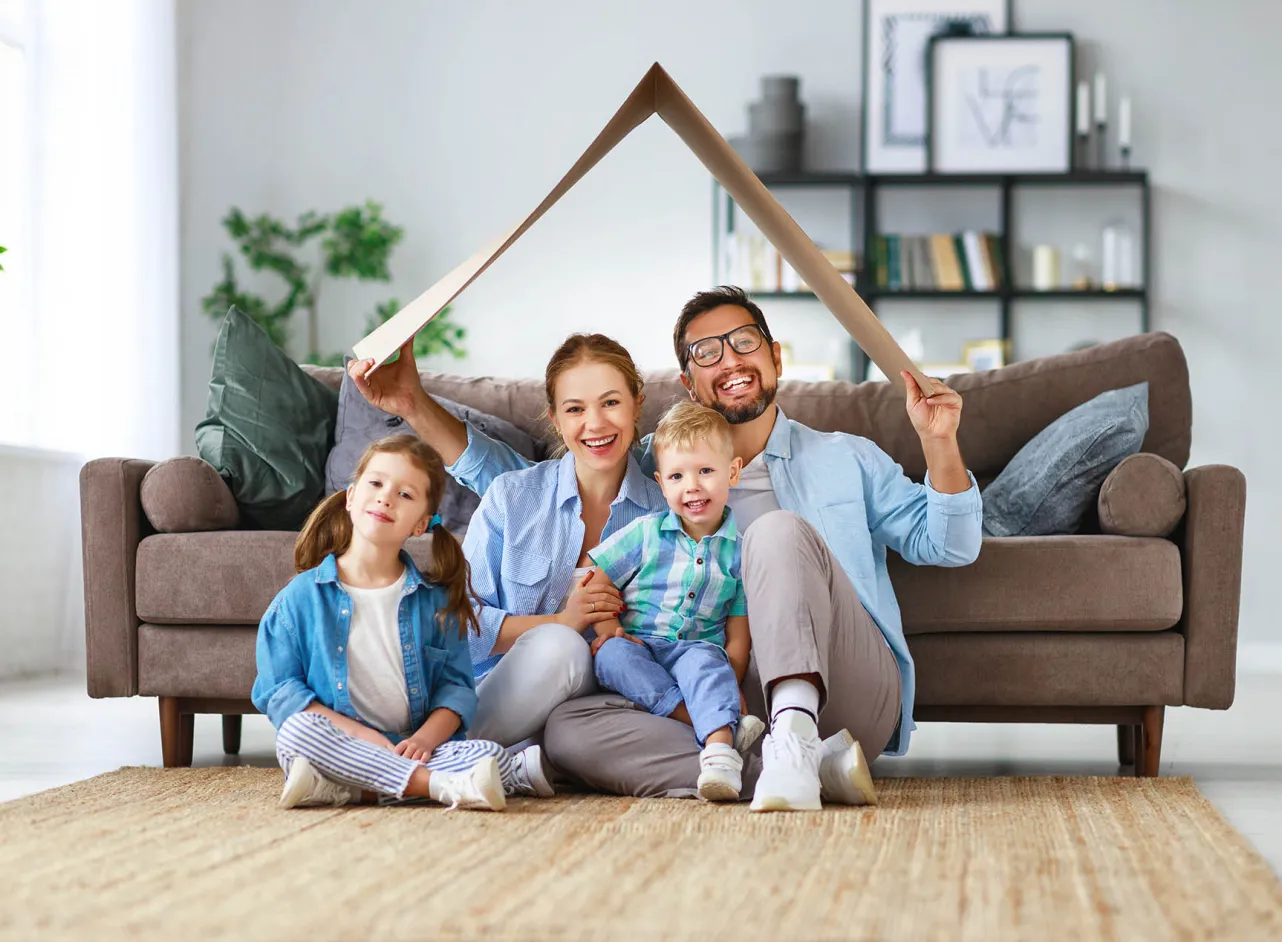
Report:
252,434,554,810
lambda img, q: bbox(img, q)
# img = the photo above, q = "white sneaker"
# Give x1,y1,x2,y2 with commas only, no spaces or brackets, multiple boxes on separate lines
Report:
818,730,879,806
734,715,767,756
749,711,823,812
433,756,507,811
696,743,743,802
279,757,361,809
510,744,555,798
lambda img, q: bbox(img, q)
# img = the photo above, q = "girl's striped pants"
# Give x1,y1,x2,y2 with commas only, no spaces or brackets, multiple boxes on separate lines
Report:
275,710,516,801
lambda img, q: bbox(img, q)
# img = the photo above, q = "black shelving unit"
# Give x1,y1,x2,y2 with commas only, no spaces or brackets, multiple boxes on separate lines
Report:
712,170,1150,382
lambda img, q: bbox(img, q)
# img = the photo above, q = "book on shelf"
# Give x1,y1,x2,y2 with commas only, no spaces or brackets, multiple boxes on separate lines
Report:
869,231,1005,293
723,229,858,293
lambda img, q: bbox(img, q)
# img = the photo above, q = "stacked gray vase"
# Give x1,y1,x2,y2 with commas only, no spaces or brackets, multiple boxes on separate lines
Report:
730,75,805,173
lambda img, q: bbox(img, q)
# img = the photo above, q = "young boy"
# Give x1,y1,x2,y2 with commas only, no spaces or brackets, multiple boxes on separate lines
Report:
586,400,766,801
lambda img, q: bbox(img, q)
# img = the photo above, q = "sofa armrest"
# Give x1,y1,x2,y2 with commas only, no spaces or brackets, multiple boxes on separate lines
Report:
1178,464,1246,709
80,457,155,697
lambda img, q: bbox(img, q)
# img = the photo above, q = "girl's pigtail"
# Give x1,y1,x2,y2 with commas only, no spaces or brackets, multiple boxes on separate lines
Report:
294,490,353,573
427,524,480,640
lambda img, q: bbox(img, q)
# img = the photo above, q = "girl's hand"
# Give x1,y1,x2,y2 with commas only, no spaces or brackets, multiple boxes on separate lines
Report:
590,623,642,656
394,735,437,763
558,567,624,633
348,338,430,421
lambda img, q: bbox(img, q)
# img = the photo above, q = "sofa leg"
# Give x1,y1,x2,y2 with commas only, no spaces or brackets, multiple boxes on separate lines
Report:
1136,706,1165,777
159,697,195,768
222,715,242,755
1117,724,1136,766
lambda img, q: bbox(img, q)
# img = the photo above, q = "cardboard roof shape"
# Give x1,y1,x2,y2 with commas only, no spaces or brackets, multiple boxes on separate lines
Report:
353,62,933,394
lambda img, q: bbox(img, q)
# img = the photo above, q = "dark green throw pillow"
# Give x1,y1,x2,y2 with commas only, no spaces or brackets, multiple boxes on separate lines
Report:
195,306,339,530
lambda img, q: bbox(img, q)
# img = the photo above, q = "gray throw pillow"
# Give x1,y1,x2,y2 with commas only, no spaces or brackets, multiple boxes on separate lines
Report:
324,358,540,536
981,382,1150,537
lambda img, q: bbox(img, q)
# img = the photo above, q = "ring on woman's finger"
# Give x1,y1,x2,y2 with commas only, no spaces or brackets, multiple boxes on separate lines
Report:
590,601,596,613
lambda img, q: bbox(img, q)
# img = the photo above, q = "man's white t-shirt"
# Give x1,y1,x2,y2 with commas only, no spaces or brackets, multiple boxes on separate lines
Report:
727,451,781,532
341,569,411,736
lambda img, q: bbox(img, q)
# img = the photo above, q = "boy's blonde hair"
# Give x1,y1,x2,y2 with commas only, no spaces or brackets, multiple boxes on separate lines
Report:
652,401,734,460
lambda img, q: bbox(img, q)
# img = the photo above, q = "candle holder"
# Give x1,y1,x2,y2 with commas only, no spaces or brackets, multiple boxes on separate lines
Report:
1119,145,1132,170
1076,132,1090,170
1095,121,1107,170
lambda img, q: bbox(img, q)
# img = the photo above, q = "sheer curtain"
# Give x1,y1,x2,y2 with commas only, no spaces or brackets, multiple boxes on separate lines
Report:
0,0,178,679
27,0,179,460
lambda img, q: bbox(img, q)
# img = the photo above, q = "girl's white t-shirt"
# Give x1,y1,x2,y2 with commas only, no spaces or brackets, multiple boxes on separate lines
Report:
341,569,411,736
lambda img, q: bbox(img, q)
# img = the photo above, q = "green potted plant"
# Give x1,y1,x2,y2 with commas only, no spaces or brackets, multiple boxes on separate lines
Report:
201,200,464,365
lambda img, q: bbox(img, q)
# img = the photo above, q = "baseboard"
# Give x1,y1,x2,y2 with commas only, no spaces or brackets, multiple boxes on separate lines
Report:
1237,642,1282,675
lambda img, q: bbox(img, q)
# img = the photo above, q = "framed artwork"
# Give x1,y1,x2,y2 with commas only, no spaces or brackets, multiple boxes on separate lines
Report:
963,338,1007,372
861,0,1011,174
927,33,1074,173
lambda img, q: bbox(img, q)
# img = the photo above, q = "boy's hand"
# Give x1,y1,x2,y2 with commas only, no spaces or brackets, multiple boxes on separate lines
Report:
394,735,437,763
590,623,641,656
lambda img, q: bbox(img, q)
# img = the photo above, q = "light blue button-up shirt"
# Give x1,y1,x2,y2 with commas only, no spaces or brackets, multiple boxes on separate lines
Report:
251,551,478,741
454,443,668,680
447,409,983,755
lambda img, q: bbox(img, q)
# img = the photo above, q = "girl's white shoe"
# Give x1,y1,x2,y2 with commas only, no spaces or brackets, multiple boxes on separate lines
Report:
279,757,361,809
431,756,507,811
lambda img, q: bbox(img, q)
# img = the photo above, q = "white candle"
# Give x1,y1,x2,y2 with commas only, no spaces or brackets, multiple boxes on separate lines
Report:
1118,96,1132,148
1094,73,1107,124
1076,81,1091,135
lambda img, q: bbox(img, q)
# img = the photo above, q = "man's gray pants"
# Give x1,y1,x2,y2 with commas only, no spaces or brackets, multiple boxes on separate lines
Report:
543,511,903,798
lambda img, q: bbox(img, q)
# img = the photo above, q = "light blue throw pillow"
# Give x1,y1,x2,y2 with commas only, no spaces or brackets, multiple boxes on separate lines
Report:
981,382,1150,537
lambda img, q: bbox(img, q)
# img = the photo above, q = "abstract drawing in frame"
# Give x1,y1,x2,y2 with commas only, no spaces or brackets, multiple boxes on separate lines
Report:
927,33,1074,173
861,0,1010,173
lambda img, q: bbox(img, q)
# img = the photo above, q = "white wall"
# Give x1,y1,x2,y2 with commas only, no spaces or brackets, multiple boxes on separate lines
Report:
178,1,1280,646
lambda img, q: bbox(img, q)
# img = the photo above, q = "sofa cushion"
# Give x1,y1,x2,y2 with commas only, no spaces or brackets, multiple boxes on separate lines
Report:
981,382,1149,537
195,306,339,530
135,531,437,625
303,331,1192,484
889,535,1183,634
323,358,540,536
140,457,240,533
909,631,1184,706
1098,452,1187,538
137,530,1180,634
138,624,259,699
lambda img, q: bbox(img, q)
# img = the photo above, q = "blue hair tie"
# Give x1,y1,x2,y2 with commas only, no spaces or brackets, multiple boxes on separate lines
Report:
427,513,442,531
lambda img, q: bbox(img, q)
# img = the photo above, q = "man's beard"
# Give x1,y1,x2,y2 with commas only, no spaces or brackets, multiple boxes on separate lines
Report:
705,368,777,425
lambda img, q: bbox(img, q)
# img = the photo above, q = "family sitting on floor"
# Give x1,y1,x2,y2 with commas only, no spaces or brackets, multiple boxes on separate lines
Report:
251,285,984,811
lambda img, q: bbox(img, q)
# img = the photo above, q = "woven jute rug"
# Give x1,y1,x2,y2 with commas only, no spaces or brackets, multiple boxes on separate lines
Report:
2,768,1280,942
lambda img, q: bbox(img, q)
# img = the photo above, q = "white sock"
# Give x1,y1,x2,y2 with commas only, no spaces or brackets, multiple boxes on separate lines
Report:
770,678,820,726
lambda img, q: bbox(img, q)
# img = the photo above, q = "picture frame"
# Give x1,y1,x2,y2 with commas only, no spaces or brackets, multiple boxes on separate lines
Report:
926,33,1075,173
861,0,1011,174
963,338,1007,372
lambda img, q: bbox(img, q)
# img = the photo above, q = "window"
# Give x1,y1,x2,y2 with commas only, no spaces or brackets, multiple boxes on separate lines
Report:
0,0,33,445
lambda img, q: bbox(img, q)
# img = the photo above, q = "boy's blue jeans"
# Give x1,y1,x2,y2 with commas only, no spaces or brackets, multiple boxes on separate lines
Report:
593,636,739,746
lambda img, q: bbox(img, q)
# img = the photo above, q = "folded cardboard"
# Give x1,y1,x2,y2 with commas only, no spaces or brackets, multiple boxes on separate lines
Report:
353,63,933,394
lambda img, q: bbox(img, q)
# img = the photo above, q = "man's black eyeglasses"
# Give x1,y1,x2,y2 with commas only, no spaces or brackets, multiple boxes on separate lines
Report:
685,324,771,369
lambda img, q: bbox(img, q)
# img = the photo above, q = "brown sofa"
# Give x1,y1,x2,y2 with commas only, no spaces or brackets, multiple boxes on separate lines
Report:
79,331,1245,776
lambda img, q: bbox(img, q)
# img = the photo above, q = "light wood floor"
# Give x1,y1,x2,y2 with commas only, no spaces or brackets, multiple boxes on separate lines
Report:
3,669,1280,875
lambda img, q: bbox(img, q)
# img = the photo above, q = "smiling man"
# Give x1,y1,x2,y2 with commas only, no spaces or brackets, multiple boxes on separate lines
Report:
542,286,984,811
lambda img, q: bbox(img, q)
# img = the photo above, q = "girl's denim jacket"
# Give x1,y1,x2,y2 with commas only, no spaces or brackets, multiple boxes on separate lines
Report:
251,552,477,742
